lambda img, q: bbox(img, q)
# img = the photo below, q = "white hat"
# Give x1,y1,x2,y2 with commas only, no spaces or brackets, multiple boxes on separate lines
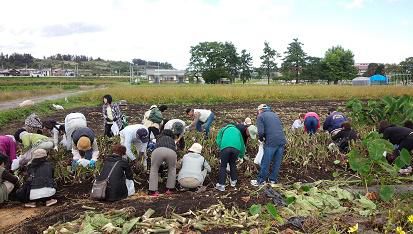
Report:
257,104,268,110
188,143,202,154
150,105,157,109
244,117,252,125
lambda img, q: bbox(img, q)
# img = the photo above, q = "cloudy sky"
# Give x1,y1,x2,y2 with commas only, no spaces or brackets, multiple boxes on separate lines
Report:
0,0,412,69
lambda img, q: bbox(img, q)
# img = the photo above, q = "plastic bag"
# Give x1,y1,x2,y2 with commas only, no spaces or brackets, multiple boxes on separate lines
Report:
126,179,135,196
111,122,120,136
11,158,21,171
254,141,264,165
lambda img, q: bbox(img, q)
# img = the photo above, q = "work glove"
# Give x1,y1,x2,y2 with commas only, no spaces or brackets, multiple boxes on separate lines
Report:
54,145,59,151
89,159,96,168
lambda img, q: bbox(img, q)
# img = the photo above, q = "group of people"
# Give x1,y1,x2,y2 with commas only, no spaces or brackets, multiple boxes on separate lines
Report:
1,95,412,206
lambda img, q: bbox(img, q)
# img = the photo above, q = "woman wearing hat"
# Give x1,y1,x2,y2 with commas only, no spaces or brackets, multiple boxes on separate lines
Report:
17,149,57,208
148,130,177,197
120,124,150,168
163,119,186,151
177,143,211,190
96,144,133,201
143,105,168,140
71,127,99,168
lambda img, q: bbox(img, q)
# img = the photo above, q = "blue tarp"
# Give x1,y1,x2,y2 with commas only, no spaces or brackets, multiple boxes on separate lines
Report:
370,74,388,85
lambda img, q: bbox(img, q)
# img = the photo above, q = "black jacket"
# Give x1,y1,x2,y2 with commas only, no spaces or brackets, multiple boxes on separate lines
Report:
97,155,133,202
156,135,176,151
382,126,413,145
236,124,248,145
72,127,95,145
28,158,56,189
332,128,358,153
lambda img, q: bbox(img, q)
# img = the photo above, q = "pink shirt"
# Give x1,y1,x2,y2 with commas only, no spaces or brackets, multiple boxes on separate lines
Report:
0,135,17,161
304,112,320,132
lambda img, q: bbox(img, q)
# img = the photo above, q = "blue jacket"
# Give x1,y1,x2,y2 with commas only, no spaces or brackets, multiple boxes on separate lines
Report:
257,110,286,147
323,112,347,132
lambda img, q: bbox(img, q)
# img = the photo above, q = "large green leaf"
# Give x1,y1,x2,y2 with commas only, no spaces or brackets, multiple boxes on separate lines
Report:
249,204,262,216
348,150,371,176
379,185,394,202
394,148,412,169
367,139,393,161
266,203,283,223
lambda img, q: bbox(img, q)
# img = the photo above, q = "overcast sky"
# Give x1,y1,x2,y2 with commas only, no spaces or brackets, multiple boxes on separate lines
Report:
0,0,412,69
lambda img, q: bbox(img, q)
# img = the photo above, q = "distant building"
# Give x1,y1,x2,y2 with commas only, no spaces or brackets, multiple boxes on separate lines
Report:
355,63,369,76
52,69,75,77
146,69,187,84
0,69,20,76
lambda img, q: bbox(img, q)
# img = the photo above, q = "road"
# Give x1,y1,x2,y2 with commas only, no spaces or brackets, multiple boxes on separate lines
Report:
0,89,95,111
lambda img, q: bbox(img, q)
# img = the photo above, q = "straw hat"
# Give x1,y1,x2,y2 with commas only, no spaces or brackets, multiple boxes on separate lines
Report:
188,143,202,154
77,136,91,151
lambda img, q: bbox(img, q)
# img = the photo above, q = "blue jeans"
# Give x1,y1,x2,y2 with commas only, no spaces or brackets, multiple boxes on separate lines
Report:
257,145,285,184
304,116,318,135
196,112,215,137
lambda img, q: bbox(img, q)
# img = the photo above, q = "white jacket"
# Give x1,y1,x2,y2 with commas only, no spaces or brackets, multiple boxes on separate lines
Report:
120,124,148,160
178,153,211,183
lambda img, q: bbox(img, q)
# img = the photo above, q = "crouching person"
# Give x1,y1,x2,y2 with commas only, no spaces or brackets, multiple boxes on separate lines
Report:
148,130,177,197
0,153,19,204
95,144,133,201
71,127,99,169
14,128,54,167
178,143,211,190
17,149,57,208
215,124,245,192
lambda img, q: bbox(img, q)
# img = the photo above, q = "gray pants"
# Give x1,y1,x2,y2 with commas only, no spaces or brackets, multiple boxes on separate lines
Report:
149,147,177,192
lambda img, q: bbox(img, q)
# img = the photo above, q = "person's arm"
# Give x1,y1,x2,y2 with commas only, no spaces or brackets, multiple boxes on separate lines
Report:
257,115,265,142
125,136,136,160
52,128,59,147
91,140,99,161
2,169,18,185
140,142,148,153
239,133,246,158
124,161,133,180
72,142,81,161
22,135,31,151
187,112,200,130
204,159,211,173
9,141,17,161
215,127,224,148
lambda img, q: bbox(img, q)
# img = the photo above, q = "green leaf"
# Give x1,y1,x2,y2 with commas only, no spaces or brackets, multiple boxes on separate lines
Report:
122,217,140,234
394,148,412,168
266,203,283,223
286,196,296,205
249,204,262,216
302,185,311,192
333,160,340,165
379,185,394,202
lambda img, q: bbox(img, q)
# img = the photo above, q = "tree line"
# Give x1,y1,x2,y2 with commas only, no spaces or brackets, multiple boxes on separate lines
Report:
187,39,412,84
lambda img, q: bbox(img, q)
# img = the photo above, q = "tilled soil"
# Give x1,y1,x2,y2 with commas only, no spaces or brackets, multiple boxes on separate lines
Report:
0,100,345,233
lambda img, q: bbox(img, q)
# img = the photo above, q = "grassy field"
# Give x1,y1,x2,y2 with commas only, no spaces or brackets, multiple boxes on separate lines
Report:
77,84,413,104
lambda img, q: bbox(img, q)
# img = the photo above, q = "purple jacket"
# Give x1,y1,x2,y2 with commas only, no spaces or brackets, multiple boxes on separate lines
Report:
0,135,17,161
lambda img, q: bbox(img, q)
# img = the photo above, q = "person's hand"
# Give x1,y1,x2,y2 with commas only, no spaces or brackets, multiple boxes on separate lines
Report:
54,146,59,151
89,159,96,168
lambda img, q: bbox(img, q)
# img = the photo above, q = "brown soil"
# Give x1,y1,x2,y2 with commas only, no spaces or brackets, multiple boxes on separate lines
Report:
0,100,345,233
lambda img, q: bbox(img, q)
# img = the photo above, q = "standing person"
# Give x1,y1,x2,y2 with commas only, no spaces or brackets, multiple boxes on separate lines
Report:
378,121,413,164
331,121,358,153
42,120,66,151
119,124,149,168
303,112,320,135
291,113,305,130
95,144,133,201
251,104,286,186
178,143,211,190
215,124,245,191
323,108,347,135
148,130,177,197
14,129,54,167
0,153,19,204
17,149,57,208
143,105,167,140
163,119,186,150
64,113,87,151
186,108,215,139
71,127,99,168
0,135,18,170
102,94,124,137
24,113,43,134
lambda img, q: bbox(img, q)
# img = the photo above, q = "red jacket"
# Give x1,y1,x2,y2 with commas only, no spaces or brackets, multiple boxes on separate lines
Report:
304,112,320,132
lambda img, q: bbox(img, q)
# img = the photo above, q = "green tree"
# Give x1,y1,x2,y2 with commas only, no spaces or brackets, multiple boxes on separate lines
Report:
322,46,357,84
260,41,280,85
281,38,307,84
400,57,413,74
187,41,240,84
239,49,253,84
301,56,324,83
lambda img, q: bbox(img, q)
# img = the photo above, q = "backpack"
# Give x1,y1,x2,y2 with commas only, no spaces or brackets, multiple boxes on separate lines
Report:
148,108,163,124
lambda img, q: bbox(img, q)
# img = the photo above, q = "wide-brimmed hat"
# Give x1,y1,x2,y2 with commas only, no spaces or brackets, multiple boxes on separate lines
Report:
32,149,47,159
244,117,252,125
257,104,268,110
247,125,258,140
188,143,202,154
136,128,149,143
77,136,91,151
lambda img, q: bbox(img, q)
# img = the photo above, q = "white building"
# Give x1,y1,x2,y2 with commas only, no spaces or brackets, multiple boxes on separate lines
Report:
146,69,187,84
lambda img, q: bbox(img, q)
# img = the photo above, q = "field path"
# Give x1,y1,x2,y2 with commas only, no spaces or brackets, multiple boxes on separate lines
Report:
0,88,103,111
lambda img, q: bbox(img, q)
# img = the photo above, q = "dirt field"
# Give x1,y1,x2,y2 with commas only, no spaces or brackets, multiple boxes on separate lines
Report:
0,100,346,233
